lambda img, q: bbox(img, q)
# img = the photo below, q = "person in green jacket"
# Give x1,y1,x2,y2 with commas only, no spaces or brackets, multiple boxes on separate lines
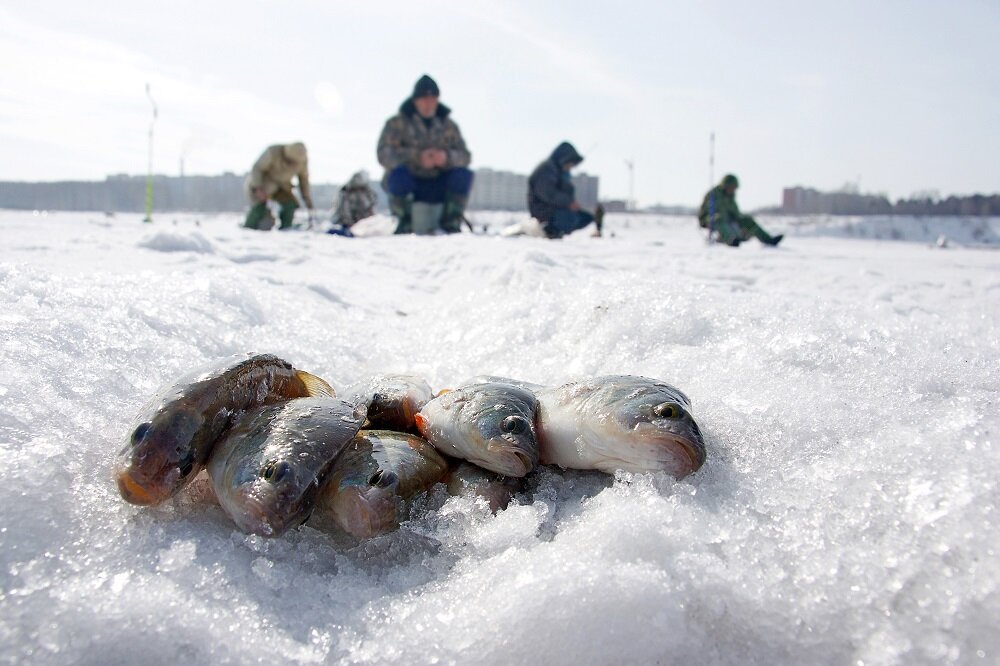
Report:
698,174,783,247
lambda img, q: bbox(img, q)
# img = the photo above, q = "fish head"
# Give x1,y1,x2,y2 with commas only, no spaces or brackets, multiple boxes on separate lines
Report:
466,385,539,477
602,382,706,477
325,468,403,539
115,405,206,505
222,455,319,537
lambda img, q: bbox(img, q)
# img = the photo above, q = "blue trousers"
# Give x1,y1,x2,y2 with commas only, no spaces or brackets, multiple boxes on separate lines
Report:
549,208,595,235
386,166,474,203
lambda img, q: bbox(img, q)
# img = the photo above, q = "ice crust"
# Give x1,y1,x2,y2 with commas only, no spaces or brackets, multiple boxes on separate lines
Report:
1,211,998,665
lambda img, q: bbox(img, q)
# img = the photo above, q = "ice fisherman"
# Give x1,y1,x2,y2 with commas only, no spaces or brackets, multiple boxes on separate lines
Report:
244,142,315,231
329,171,377,236
376,75,473,235
528,142,604,239
698,174,783,247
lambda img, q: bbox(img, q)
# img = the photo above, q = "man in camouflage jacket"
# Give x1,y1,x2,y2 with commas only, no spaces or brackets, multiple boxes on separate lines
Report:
376,75,473,234
243,142,314,231
698,174,782,246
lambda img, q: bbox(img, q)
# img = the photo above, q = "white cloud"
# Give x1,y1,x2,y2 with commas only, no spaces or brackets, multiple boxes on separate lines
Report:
0,8,364,180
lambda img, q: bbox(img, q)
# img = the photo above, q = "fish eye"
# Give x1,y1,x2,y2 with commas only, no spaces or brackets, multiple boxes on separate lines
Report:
653,402,683,419
367,469,399,488
131,422,152,444
502,415,528,434
261,461,291,483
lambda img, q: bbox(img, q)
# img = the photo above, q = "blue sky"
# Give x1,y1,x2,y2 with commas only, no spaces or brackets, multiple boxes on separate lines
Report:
1,1,997,208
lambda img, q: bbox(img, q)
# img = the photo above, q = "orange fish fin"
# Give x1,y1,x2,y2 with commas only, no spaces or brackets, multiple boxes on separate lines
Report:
296,370,336,398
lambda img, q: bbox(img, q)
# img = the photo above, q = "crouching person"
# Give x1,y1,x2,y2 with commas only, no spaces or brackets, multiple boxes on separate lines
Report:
528,142,603,239
244,142,315,231
699,174,782,247
329,171,377,237
377,75,473,235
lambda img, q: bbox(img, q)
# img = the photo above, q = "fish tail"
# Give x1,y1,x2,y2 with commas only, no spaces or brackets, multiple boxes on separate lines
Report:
296,370,336,398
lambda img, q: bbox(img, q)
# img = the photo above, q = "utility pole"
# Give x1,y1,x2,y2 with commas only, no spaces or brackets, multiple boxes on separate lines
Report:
144,83,158,223
624,158,634,211
709,131,715,187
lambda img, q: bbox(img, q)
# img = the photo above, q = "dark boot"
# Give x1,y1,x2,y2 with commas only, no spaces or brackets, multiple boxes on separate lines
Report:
440,193,469,234
741,216,781,245
390,195,412,235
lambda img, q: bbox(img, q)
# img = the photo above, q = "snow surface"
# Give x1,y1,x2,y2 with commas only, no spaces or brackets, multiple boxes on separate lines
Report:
1,209,998,665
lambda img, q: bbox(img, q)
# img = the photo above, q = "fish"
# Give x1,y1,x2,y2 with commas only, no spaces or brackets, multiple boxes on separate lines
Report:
445,461,523,513
347,374,434,433
415,382,540,477
458,375,545,392
207,397,364,537
534,375,706,478
114,353,334,506
313,429,448,538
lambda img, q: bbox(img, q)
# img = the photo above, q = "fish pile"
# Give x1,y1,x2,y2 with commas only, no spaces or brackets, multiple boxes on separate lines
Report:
114,354,706,539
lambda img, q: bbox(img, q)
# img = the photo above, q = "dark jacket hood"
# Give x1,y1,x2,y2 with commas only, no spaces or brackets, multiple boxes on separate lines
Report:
399,98,452,119
550,142,583,167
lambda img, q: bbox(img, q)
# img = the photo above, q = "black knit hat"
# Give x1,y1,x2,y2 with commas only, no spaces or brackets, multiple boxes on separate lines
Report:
412,74,440,99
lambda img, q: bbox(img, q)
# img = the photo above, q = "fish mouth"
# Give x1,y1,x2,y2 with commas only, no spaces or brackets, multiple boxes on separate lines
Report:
332,488,398,539
226,489,305,538
484,441,537,477
115,468,170,506
633,423,705,477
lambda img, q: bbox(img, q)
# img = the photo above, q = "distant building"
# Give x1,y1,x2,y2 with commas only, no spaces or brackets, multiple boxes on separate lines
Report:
467,168,599,212
600,199,629,213
781,185,892,215
468,168,527,210
0,173,345,213
572,173,600,210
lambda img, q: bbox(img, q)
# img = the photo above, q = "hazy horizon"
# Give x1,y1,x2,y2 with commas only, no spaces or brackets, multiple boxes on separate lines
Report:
2,1,998,208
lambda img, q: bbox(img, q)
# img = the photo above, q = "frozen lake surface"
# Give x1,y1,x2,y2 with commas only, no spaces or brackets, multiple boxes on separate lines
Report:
1,210,998,664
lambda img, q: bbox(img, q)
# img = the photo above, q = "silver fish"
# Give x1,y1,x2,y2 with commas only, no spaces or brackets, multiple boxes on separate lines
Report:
415,382,539,477
207,397,363,537
535,375,706,477
115,353,333,506
314,429,447,538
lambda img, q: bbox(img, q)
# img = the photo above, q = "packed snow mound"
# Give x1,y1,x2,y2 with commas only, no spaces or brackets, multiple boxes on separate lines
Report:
138,229,215,253
773,214,1000,246
1,210,998,665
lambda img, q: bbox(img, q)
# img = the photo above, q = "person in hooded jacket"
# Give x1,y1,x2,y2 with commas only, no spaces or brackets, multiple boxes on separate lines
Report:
698,174,783,247
376,75,473,234
244,142,314,231
528,142,604,239
329,171,377,236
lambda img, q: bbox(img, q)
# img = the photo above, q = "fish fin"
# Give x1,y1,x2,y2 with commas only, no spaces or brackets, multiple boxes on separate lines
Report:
297,370,336,398
435,388,452,397
414,412,428,434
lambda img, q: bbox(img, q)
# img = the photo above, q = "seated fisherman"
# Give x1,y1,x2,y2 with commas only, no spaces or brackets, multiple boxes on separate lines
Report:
244,142,314,231
528,142,604,239
376,75,473,235
698,174,783,247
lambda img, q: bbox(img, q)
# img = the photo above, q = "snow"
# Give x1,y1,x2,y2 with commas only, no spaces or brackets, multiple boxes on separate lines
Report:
1,209,998,665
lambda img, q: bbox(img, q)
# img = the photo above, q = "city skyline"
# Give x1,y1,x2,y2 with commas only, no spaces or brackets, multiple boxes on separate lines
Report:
2,1,998,209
